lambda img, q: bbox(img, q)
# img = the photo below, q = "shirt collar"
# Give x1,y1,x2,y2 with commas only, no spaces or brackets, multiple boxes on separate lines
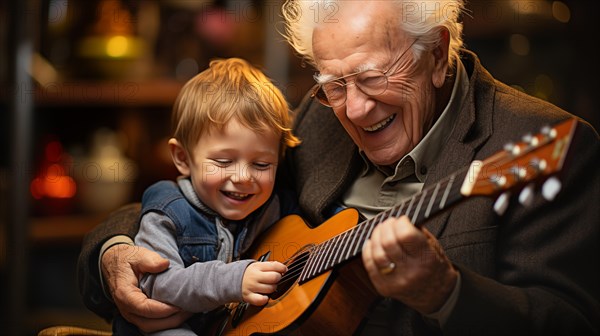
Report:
177,176,218,217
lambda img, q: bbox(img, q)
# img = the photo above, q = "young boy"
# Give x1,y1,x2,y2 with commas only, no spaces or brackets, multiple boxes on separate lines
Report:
113,58,301,335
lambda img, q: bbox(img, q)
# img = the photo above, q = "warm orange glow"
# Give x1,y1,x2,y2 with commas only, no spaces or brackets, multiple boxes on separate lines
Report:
30,175,77,199
31,140,77,200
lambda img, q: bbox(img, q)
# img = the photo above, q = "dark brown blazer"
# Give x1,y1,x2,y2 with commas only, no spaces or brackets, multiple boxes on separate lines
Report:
78,50,600,335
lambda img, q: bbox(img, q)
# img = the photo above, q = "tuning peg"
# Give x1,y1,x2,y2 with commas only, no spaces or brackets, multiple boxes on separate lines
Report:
542,177,562,201
530,158,547,173
493,192,511,216
510,165,527,181
540,125,557,139
503,142,521,156
522,133,540,147
518,183,535,207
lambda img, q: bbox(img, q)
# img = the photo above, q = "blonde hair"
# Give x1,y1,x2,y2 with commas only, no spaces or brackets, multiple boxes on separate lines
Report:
282,0,465,70
171,58,300,156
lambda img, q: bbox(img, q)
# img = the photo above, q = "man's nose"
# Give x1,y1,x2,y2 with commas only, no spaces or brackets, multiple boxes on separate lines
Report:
344,83,374,121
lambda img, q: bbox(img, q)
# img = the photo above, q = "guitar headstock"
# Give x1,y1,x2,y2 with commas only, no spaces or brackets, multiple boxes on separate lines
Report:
460,119,577,210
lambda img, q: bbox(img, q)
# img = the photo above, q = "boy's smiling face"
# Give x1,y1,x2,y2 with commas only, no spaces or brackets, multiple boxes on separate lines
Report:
171,118,280,220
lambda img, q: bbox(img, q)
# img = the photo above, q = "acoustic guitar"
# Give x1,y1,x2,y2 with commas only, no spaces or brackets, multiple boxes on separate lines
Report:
213,118,578,335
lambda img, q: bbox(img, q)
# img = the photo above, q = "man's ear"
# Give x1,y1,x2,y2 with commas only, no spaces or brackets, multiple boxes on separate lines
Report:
432,27,450,88
168,138,191,176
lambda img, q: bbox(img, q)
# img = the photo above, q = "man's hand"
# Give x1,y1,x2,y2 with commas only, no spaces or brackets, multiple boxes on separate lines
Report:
101,244,192,332
362,215,458,315
242,261,288,306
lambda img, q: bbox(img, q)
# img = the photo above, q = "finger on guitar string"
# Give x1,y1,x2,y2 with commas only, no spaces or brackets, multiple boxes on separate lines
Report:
387,215,430,260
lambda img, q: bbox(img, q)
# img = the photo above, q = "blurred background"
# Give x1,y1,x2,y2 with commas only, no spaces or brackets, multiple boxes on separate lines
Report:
0,0,598,335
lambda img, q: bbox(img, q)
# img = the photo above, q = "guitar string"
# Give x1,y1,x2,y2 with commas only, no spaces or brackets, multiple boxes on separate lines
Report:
277,139,557,288
279,188,430,286
278,172,465,285
278,166,478,287
279,253,309,282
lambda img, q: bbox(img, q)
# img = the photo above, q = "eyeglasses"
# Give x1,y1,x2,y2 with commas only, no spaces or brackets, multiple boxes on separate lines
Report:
311,38,418,108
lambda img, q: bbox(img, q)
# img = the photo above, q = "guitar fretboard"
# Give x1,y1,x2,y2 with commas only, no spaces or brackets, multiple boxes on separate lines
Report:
298,167,469,283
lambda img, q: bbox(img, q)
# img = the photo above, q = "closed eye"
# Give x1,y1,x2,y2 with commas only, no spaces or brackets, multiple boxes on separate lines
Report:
253,162,273,170
212,159,232,167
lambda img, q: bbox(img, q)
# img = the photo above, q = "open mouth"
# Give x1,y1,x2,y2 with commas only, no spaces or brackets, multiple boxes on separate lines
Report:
363,114,396,133
222,191,252,200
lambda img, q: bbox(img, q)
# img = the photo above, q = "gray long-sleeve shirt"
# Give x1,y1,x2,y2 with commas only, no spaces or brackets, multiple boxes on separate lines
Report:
136,178,257,313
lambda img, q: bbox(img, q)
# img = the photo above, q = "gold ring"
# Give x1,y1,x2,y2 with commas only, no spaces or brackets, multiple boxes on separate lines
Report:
379,262,396,275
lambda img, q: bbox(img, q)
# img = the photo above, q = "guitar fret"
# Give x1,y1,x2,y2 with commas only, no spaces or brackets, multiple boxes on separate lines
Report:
405,196,416,218
322,235,341,271
380,211,390,223
301,245,320,282
331,234,346,268
394,203,405,218
351,220,371,257
336,229,353,265
412,189,427,224
315,237,335,274
312,241,330,278
310,244,326,278
364,220,376,247
439,174,455,209
425,182,440,218
344,227,360,261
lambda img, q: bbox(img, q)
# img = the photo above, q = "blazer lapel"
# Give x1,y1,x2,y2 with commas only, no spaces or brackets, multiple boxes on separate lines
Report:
422,51,495,238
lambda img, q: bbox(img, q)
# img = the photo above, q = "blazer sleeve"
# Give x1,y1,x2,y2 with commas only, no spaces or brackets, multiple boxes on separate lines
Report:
76,202,142,321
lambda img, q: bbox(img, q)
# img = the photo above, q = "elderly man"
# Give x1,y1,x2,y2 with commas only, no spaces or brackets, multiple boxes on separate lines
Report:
78,0,599,335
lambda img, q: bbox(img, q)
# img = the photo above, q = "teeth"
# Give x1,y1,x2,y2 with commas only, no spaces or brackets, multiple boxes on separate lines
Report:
363,115,395,132
224,191,250,200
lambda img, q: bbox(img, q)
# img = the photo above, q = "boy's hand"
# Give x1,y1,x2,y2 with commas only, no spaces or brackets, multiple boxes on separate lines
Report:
242,261,287,306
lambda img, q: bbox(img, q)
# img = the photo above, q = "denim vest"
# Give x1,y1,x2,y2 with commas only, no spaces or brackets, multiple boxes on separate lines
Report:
141,180,298,267
141,180,229,267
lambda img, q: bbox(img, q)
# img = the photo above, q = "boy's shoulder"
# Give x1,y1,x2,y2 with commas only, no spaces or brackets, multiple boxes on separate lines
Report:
141,180,185,213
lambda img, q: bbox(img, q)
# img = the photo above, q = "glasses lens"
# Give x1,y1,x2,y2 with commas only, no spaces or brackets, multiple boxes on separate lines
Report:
312,86,331,107
356,70,388,96
322,82,346,107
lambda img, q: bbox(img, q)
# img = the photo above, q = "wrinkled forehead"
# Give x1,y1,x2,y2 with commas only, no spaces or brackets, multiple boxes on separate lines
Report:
311,2,404,72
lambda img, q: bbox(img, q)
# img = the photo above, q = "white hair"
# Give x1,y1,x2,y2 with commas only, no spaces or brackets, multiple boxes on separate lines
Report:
281,0,465,69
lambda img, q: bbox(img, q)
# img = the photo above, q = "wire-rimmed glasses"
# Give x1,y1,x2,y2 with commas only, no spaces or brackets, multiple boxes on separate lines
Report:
311,38,419,108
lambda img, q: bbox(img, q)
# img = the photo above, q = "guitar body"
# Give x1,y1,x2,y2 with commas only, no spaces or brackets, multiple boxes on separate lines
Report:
215,208,379,335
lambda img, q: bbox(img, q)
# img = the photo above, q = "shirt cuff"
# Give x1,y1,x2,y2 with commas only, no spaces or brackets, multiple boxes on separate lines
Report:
98,235,135,301
425,271,461,327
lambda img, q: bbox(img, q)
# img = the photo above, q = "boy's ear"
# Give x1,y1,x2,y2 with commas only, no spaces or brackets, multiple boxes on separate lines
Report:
168,138,191,176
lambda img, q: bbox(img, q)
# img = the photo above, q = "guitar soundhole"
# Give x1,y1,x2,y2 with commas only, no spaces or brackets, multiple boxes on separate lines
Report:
271,248,311,300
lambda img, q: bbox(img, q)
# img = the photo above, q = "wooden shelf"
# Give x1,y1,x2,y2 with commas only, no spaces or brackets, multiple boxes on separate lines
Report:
34,79,184,107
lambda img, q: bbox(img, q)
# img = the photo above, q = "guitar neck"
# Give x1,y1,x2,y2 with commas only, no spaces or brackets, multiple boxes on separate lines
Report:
299,167,470,283
298,118,578,284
